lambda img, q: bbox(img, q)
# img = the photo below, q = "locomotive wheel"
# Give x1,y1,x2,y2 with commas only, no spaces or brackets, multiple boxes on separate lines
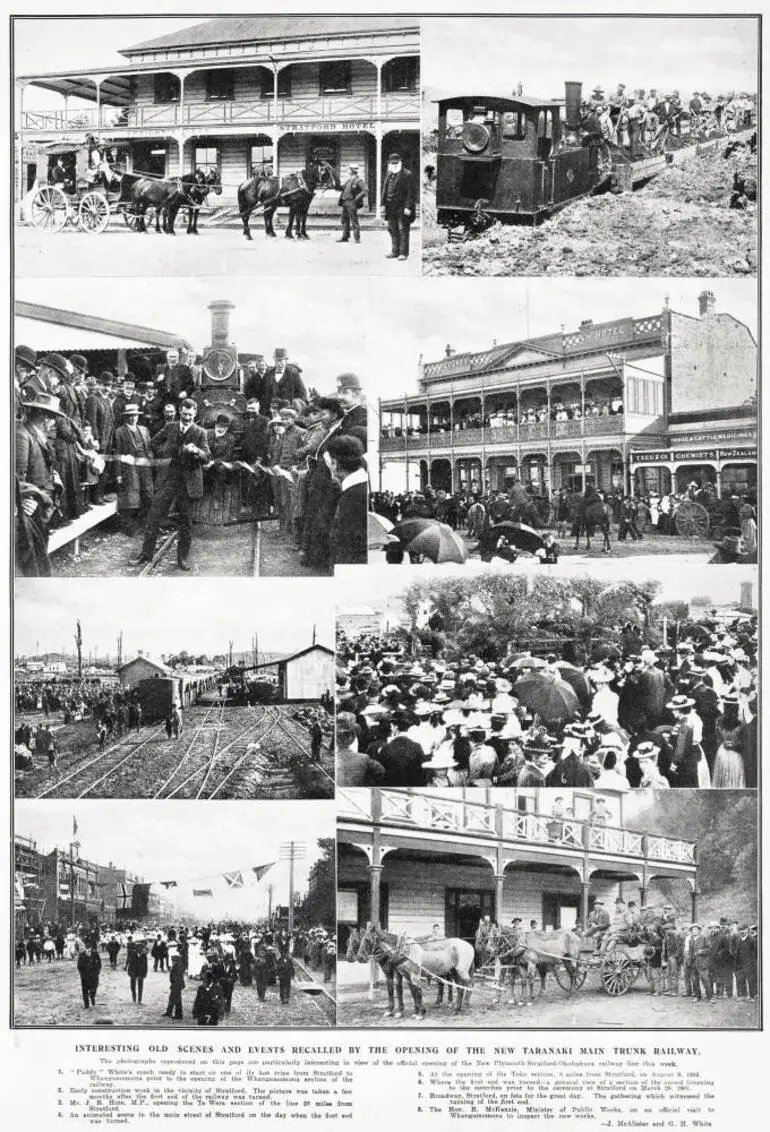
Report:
79,192,110,234
30,185,68,232
674,501,710,539
601,952,637,996
553,960,587,991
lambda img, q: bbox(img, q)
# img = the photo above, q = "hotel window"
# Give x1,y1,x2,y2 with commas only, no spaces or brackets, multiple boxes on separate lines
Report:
249,143,274,175
258,66,292,98
383,57,417,92
153,73,180,103
205,69,234,101
194,146,219,171
319,61,351,95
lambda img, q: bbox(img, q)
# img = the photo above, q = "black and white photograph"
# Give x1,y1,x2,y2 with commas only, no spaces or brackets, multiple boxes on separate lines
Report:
14,15,421,276
15,279,369,577
337,787,759,1029
369,278,757,566
335,563,757,790
421,16,757,277
14,801,336,1027
15,578,335,800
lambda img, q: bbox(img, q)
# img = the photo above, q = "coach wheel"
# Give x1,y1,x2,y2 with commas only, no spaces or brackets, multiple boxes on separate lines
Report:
79,192,110,234
30,185,68,232
553,959,587,991
674,501,710,539
462,122,491,154
601,952,636,995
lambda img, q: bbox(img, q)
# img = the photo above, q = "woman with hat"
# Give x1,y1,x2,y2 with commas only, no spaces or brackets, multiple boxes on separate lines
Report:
15,388,65,576
422,744,467,787
711,693,745,789
666,695,706,788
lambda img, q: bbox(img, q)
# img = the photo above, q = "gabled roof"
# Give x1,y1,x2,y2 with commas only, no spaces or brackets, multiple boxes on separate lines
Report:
278,644,335,664
119,656,172,676
122,16,417,55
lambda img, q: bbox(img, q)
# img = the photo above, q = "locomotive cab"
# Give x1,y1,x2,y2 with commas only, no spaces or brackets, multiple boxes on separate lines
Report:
435,85,600,227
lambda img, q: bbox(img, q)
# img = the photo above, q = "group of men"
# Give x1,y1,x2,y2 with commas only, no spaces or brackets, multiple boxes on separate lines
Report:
336,151,417,260
335,612,757,790
15,342,368,574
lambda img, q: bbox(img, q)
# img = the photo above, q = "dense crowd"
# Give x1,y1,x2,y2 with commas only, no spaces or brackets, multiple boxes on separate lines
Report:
15,344,367,575
335,612,758,790
15,920,336,1022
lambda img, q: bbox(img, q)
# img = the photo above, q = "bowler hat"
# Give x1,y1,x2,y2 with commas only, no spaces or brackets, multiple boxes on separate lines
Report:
336,372,363,393
40,353,70,379
15,345,37,369
69,354,88,374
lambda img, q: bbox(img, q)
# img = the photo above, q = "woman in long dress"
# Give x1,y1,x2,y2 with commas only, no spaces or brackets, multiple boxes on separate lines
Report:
711,697,746,788
186,936,205,979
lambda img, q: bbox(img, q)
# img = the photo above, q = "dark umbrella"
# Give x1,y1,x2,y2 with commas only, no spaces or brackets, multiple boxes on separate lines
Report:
392,518,438,544
479,521,545,555
555,662,592,711
403,522,468,564
513,672,580,724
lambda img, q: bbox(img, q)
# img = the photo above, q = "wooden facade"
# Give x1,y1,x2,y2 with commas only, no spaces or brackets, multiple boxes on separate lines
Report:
279,644,334,702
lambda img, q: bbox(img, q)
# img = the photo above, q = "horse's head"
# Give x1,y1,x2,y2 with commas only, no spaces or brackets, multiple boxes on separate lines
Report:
205,167,222,195
355,922,376,963
344,929,360,962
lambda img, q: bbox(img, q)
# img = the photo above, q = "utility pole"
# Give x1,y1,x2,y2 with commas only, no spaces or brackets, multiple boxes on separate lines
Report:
279,842,305,933
75,619,83,681
117,631,123,669
312,624,316,646
228,639,234,669
266,882,274,922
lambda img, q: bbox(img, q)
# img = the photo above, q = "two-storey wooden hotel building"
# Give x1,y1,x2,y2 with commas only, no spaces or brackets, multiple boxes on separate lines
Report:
378,291,756,499
16,16,420,212
338,788,699,948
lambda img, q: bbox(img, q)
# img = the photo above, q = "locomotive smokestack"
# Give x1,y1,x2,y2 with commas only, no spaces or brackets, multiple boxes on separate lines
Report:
208,300,235,346
564,80,583,133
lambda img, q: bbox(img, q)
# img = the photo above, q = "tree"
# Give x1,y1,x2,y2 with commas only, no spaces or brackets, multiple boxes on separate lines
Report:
296,839,335,931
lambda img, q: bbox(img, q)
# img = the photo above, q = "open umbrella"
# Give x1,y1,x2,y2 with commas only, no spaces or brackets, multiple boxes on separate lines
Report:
509,655,548,670
555,662,593,711
486,521,545,554
392,518,438,545
402,522,468,564
513,672,580,724
368,511,398,549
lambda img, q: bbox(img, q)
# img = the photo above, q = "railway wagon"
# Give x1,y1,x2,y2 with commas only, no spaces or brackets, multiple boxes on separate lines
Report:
135,676,181,722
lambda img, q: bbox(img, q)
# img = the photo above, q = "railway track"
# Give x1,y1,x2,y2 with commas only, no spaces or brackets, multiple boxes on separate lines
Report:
156,705,276,800
33,723,167,800
137,521,259,577
293,957,337,1025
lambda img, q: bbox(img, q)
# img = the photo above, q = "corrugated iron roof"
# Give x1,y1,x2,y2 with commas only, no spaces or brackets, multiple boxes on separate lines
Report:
123,15,417,55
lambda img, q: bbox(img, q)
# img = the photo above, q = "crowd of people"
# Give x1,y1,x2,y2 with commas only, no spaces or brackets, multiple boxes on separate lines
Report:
15,344,367,575
15,920,336,1022
335,611,758,790
475,903,758,1003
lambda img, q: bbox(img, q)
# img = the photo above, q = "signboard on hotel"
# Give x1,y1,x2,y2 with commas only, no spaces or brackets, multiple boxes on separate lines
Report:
670,428,756,445
631,446,756,464
288,121,376,133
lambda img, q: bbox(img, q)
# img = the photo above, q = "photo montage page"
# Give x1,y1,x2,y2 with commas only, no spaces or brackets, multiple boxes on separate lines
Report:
11,3,760,1077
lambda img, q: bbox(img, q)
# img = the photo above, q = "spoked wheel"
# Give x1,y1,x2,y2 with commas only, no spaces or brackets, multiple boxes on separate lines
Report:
601,952,638,995
674,500,710,539
553,959,587,992
30,186,69,232
122,206,156,232
78,192,110,234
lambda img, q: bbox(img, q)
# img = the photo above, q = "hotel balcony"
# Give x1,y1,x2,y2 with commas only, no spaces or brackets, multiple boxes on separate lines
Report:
338,788,697,869
379,413,625,453
21,91,420,138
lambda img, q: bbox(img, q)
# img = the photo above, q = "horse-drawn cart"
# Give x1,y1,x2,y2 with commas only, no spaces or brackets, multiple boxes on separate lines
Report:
26,142,120,234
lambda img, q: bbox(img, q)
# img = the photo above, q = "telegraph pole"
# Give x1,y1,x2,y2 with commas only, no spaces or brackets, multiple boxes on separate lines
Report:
228,639,234,669
266,882,274,923
279,841,305,933
75,619,83,681
117,631,123,669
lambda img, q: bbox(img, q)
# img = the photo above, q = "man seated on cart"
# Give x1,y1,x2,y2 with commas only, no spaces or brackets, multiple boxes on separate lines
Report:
583,900,611,953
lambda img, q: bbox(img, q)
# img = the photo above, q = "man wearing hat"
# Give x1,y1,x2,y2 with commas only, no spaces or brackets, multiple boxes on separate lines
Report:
15,345,38,419
39,353,86,521
269,406,304,536
84,372,116,503
111,373,138,425
381,151,417,261
15,388,65,576
376,712,426,786
336,711,384,786
243,356,268,407
264,348,307,408
338,162,368,243
133,398,210,571
113,402,154,534
584,900,611,952
159,346,194,403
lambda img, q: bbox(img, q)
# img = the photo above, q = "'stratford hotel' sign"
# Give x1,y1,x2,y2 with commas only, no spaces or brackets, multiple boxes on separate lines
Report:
289,121,376,132
632,446,757,464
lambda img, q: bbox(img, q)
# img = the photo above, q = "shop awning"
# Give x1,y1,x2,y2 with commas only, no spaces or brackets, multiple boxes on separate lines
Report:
15,301,191,353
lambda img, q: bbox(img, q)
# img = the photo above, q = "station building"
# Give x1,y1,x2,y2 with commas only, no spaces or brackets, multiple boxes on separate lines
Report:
337,788,699,951
17,15,420,213
378,291,756,500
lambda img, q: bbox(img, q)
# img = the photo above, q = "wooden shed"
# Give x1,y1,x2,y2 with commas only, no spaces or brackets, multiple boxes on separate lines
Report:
277,644,334,702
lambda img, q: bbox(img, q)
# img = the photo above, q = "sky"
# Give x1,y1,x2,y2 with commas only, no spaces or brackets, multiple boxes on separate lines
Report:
16,277,757,408
14,577,333,659
423,16,759,118
336,560,757,613
15,799,334,918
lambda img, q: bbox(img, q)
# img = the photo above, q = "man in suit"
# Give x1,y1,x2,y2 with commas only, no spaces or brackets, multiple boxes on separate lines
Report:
337,162,367,243
267,348,307,406
243,356,268,406
158,346,195,404
111,373,138,425
133,398,210,571
15,390,64,577
381,151,417,261
327,434,367,567
637,648,667,727
113,403,154,534
335,372,368,447
84,372,115,503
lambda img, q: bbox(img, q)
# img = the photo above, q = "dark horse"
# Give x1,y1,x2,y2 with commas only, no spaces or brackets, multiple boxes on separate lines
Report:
575,486,606,550
356,923,474,1019
485,925,583,1003
236,160,337,241
119,168,221,234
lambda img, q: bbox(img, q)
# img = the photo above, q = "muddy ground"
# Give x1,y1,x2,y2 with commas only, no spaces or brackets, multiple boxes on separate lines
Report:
423,145,757,277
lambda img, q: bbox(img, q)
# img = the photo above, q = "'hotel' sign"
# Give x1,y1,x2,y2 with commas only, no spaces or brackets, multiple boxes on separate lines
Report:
289,121,376,133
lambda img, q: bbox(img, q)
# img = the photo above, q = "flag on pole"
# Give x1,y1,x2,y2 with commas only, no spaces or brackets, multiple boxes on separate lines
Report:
193,888,213,898
251,862,275,882
117,883,132,909
223,871,244,888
